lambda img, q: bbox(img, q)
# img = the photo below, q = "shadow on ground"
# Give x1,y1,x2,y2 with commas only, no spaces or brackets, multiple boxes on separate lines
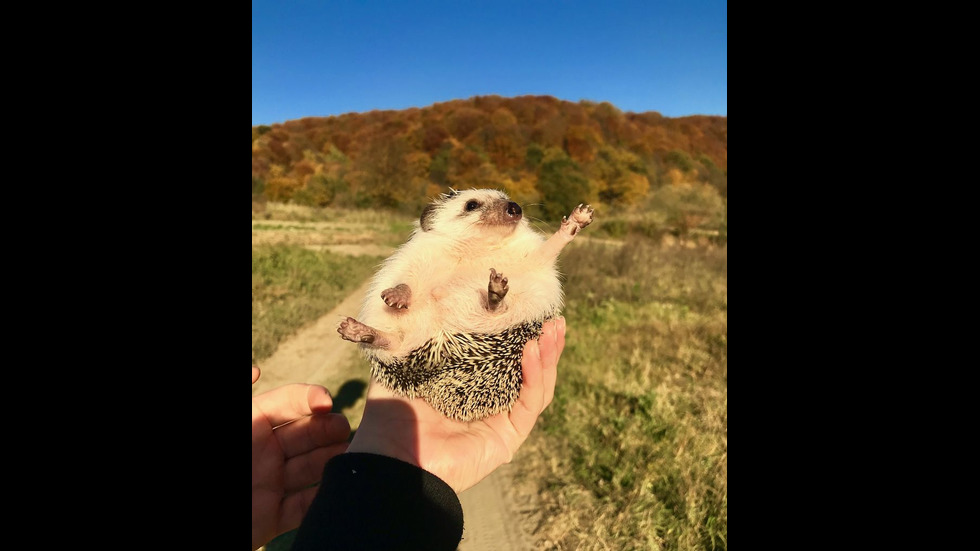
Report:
332,379,367,414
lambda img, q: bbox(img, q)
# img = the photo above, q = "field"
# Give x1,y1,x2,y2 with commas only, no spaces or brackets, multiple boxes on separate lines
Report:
516,238,727,550
251,202,412,364
252,202,727,550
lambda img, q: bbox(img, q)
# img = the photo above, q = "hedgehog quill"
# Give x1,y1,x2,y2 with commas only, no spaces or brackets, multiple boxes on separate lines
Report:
338,189,593,421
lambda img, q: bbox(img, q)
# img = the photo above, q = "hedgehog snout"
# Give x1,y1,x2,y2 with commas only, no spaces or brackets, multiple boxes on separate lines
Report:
505,201,522,220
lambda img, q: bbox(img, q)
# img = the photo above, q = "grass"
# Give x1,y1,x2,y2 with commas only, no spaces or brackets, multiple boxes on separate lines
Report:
252,201,416,248
251,244,383,363
251,202,415,362
251,204,728,549
514,237,728,550
251,223,317,231
253,200,416,226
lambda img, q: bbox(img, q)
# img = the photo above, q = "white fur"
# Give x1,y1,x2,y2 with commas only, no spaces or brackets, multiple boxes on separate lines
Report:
358,189,563,363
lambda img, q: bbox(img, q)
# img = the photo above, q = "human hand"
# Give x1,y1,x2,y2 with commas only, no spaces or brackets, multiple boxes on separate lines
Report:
347,317,565,493
252,367,352,550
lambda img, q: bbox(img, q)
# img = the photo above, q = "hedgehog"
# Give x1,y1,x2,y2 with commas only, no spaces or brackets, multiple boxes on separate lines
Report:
337,189,594,421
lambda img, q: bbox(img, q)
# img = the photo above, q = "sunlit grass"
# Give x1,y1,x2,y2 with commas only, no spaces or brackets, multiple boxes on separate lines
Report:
251,245,383,362
251,213,728,550
516,238,727,550
253,202,415,248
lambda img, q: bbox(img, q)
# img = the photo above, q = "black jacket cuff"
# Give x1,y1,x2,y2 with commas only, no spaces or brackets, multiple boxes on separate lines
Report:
291,452,463,550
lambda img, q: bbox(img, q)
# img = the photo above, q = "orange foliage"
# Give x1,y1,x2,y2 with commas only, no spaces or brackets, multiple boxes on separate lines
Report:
490,107,518,128
447,146,488,188
448,107,489,140
500,171,541,207
251,95,727,210
266,176,303,201
405,151,432,179
421,124,450,153
665,168,688,186
564,125,599,163
292,160,316,179
532,114,567,149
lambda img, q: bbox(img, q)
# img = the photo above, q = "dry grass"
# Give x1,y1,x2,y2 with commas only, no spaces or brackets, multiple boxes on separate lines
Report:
515,237,727,550
254,200,415,226
251,204,415,362
252,202,415,250
251,204,728,549
251,245,383,363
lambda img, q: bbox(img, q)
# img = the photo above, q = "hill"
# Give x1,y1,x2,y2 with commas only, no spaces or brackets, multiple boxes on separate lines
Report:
251,95,726,221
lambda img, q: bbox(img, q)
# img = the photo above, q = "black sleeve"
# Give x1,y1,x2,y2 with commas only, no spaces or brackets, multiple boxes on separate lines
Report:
290,452,463,551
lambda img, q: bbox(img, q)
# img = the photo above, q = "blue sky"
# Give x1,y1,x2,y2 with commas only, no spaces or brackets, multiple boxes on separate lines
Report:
252,0,727,126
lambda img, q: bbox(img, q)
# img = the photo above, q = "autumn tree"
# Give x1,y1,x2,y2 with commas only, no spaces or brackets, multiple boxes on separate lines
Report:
482,107,523,171
531,113,566,149
292,174,346,207
525,143,545,171
564,124,599,163
446,145,487,189
535,148,594,221
448,107,489,141
250,96,726,211
420,124,451,153
265,175,303,201
696,154,727,198
352,136,413,208
592,101,625,145
428,144,452,186
500,171,541,209
591,147,650,206
647,182,726,236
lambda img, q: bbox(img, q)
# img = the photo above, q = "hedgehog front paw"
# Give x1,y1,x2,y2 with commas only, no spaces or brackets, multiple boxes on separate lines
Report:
338,317,377,344
488,268,509,310
381,283,412,309
561,203,594,237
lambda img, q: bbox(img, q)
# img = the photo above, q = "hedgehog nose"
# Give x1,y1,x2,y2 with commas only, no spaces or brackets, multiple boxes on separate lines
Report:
506,202,522,219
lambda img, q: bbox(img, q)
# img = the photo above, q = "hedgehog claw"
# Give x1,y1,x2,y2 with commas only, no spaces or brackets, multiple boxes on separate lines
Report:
338,316,379,345
565,203,594,231
488,268,509,311
381,284,412,310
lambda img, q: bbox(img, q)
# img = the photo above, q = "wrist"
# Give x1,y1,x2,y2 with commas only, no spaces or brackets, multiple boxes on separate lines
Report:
347,426,422,469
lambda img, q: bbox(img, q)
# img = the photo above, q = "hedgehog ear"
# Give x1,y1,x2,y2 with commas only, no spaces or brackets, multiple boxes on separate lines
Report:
420,203,438,231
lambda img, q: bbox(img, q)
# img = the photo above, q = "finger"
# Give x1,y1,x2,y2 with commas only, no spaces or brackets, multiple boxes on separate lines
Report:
276,412,351,459
507,337,545,439
279,484,323,538
541,317,565,409
253,384,334,428
252,366,260,385
283,441,350,493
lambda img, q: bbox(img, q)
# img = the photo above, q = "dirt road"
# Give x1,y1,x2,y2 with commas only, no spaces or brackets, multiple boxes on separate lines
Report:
253,275,536,551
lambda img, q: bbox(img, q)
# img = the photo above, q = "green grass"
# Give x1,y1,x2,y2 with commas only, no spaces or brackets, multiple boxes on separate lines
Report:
251,216,728,550
251,244,383,362
515,237,728,550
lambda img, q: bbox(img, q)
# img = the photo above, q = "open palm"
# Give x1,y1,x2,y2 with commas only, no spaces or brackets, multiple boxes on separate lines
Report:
348,317,565,493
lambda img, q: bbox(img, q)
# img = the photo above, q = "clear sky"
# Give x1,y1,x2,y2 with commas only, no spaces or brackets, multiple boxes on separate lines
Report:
252,0,727,126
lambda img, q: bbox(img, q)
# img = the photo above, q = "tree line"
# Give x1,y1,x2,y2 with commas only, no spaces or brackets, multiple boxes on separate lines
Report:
251,95,727,222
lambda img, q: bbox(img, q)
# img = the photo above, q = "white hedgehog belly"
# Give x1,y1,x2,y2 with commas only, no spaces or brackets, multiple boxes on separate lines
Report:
359,256,562,421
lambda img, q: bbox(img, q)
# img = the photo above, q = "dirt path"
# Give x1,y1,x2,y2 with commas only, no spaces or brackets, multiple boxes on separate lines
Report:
253,276,536,551
251,278,371,397
457,462,534,551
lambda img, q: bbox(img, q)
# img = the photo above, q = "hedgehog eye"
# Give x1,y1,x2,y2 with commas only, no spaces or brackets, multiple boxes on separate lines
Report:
465,200,480,212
